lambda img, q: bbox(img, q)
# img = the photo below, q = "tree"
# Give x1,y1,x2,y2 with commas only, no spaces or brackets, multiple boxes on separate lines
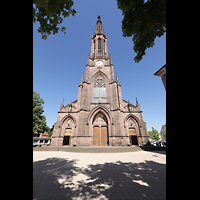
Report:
33,0,165,63
116,0,166,63
149,127,160,141
46,126,54,138
33,91,49,135
33,0,77,40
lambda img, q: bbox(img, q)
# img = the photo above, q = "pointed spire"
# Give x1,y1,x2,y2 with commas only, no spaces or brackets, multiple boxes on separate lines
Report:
95,16,104,35
136,97,138,105
60,98,64,110
97,16,101,23
116,72,120,84
136,97,140,111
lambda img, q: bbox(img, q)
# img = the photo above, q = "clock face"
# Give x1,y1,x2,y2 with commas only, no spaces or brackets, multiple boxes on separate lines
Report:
96,61,103,66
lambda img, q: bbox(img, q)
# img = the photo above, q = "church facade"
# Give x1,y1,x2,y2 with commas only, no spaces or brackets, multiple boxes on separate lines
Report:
51,16,149,147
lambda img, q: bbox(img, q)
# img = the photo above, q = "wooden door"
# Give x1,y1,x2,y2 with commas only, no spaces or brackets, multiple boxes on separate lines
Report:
63,136,70,145
132,136,138,145
64,128,71,145
129,128,138,145
101,127,108,146
129,128,136,145
93,127,100,146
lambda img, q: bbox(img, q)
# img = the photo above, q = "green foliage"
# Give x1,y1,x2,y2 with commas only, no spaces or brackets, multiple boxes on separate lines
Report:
149,127,160,141
33,0,165,61
46,126,54,138
33,0,77,40
116,0,166,63
33,91,49,135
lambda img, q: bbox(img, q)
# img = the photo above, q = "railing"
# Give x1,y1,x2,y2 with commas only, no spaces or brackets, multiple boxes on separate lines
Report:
88,54,111,60
33,138,51,146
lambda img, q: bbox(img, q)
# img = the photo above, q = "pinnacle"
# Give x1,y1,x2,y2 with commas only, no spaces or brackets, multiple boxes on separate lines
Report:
95,16,104,35
97,15,102,24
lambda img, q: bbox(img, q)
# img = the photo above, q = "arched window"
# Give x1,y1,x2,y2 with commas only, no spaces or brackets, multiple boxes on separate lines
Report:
94,76,106,103
98,38,101,57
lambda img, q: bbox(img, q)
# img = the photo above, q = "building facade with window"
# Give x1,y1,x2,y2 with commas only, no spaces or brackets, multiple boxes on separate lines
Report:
50,16,149,147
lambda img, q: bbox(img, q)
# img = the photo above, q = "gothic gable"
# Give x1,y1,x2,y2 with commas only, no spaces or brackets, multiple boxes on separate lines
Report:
90,71,109,84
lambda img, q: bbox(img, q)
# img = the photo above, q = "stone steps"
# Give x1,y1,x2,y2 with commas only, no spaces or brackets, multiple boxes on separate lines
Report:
33,145,143,153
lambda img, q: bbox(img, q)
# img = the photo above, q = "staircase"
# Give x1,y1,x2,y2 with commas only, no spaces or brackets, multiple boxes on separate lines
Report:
33,145,143,153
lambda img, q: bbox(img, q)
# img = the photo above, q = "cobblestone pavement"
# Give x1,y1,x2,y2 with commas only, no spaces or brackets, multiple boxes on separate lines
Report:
33,151,166,200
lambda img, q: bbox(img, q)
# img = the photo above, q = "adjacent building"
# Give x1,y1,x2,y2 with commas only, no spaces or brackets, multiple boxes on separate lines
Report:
154,64,166,90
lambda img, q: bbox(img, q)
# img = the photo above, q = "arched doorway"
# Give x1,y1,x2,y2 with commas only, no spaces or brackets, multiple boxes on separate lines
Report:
92,113,108,146
63,128,71,145
125,117,140,146
63,119,73,146
129,128,138,145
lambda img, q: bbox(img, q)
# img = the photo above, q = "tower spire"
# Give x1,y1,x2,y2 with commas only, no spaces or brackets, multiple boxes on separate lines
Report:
90,16,108,59
95,16,104,35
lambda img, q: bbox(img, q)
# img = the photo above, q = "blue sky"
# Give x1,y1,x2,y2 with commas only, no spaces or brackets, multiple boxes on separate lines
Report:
33,0,166,132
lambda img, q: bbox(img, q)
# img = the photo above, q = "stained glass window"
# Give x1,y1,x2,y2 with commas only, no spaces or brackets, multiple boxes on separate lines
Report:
94,76,106,103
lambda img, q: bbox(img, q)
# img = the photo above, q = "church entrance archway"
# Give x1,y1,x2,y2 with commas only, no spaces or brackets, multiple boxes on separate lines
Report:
129,128,138,145
63,128,71,145
92,113,108,146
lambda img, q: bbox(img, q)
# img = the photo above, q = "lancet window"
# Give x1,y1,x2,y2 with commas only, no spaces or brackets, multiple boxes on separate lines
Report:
94,76,106,103
98,38,102,56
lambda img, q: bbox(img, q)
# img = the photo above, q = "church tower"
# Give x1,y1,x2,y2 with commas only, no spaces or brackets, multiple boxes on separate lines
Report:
51,16,149,147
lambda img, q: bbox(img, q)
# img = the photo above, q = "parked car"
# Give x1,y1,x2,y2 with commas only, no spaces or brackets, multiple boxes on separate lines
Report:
149,139,157,146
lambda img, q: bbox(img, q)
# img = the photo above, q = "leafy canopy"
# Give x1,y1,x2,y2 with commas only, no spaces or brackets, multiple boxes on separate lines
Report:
33,91,49,135
149,127,160,141
117,0,166,63
33,0,165,63
33,0,77,40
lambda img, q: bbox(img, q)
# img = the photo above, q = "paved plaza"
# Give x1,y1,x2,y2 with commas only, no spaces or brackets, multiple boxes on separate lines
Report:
33,150,166,200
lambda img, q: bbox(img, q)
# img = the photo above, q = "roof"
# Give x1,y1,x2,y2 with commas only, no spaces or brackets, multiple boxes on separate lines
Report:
122,99,136,107
34,132,41,135
93,16,107,38
42,132,49,138
154,64,166,77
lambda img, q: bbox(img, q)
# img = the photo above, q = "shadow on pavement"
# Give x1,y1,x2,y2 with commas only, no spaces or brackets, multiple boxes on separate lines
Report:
33,158,166,200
